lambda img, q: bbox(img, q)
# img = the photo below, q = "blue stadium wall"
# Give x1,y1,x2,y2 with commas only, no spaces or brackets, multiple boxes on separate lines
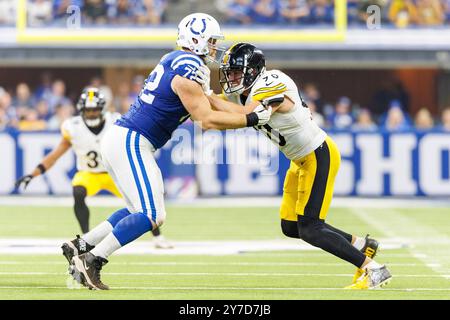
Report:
1,123,449,197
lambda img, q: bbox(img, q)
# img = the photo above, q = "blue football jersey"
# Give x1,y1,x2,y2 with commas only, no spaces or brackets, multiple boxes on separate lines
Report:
116,50,204,149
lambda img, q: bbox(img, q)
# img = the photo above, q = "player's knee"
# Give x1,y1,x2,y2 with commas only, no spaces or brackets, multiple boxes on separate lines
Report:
281,219,299,238
107,208,131,227
73,186,87,203
297,217,322,246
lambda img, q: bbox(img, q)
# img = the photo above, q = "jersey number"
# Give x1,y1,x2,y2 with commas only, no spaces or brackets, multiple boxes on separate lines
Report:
140,64,165,104
86,151,99,169
257,124,286,147
262,73,279,86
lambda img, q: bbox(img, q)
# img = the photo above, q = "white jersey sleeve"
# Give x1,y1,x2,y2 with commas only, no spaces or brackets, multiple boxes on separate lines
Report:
61,118,74,142
63,113,119,173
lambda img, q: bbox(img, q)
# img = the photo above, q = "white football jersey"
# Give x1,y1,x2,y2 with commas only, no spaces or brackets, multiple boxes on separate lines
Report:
61,112,121,172
225,69,327,161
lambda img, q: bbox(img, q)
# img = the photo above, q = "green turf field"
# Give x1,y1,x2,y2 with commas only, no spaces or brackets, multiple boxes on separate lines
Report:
0,203,449,299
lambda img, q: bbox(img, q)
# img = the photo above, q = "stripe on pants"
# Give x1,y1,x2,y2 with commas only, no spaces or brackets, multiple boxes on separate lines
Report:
126,129,147,215
134,133,157,222
304,141,330,220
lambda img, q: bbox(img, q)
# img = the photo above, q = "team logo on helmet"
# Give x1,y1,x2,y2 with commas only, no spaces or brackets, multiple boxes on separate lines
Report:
189,18,207,36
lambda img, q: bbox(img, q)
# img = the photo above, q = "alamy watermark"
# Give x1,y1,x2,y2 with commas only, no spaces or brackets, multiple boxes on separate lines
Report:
366,5,382,30
66,5,81,29
160,123,281,176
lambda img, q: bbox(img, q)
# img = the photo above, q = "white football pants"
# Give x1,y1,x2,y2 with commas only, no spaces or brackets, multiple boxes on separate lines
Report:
100,124,166,227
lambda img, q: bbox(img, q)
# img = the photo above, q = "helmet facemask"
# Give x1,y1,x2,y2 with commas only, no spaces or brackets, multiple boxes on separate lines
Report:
82,107,104,128
220,66,246,95
220,62,264,95
77,88,106,128
204,38,227,66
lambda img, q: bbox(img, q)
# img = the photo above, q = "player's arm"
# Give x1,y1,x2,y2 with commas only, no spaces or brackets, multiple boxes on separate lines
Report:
172,75,271,130
208,93,285,115
15,136,72,190
207,94,254,114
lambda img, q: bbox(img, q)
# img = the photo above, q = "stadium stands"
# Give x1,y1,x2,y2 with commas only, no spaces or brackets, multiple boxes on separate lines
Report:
1,1,449,27
1,72,449,131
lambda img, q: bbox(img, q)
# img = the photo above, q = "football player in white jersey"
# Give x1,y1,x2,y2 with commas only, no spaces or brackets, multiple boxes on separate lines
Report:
200,43,392,289
15,87,173,250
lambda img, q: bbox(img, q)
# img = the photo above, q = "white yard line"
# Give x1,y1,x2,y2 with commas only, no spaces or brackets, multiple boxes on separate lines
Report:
1,196,450,208
0,261,440,267
0,272,447,279
0,286,448,292
0,238,406,255
349,207,450,279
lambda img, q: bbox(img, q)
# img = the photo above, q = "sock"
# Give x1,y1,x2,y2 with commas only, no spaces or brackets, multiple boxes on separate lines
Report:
353,236,366,251
82,221,113,246
90,233,122,259
363,260,383,270
151,227,161,237
112,212,153,246
82,208,131,246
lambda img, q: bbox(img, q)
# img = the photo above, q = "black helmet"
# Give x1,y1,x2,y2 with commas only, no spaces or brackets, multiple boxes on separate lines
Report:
77,87,106,128
219,43,266,95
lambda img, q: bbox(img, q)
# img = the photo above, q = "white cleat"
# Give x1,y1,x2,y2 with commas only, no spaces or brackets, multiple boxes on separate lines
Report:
345,265,392,290
153,235,174,249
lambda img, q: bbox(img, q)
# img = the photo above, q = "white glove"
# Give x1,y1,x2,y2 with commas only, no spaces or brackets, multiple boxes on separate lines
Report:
194,65,213,96
253,104,272,126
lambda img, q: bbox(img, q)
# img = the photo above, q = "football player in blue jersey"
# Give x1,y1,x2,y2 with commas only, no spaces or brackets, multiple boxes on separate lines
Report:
63,13,272,290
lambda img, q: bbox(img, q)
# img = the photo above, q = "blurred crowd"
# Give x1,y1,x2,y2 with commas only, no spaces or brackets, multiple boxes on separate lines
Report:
302,82,450,131
0,0,449,27
0,0,168,26
0,73,142,131
1,73,450,132
221,0,450,26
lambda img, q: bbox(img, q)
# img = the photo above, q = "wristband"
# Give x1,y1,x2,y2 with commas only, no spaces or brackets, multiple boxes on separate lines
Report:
246,112,259,127
37,164,46,174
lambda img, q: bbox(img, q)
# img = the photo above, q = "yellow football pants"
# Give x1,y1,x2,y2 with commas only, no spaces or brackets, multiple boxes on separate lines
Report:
72,171,122,198
280,136,341,221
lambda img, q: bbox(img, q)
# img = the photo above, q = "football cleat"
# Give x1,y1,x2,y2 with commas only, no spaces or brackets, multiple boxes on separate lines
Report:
61,235,95,264
352,235,379,284
71,252,109,290
153,235,174,249
345,265,392,290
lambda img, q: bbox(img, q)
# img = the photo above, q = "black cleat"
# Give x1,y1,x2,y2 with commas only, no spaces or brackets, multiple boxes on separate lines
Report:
361,234,379,259
71,252,109,290
61,235,95,264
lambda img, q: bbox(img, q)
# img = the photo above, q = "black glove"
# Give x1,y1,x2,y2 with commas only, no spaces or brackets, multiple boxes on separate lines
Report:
15,174,34,190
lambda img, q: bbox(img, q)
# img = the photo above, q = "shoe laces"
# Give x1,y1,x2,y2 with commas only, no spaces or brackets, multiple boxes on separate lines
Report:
76,235,88,252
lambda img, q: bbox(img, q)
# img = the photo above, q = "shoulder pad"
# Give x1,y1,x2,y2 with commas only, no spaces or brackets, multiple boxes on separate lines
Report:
170,53,204,81
252,72,287,102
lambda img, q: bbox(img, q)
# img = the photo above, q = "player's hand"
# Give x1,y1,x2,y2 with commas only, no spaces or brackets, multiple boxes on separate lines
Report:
194,65,213,96
253,104,272,125
15,174,33,190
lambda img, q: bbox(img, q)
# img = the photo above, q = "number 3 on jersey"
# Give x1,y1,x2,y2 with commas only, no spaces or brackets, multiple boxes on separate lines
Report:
86,150,99,169
140,64,164,104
